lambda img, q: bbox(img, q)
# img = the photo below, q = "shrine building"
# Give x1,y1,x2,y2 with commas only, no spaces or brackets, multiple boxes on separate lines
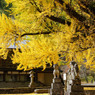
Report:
0,48,53,88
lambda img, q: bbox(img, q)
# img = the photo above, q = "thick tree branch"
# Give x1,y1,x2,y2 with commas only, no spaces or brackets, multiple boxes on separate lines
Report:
66,4,86,21
79,0,95,15
78,1,91,14
27,0,91,38
46,15,71,25
29,0,71,25
21,31,51,37
55,0,86,21
55,0,91,29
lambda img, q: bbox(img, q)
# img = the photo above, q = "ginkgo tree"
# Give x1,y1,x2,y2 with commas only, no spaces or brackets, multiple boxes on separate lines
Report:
0,0,95,70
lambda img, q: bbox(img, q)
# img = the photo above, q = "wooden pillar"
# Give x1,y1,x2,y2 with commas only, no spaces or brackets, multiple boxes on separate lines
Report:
3,71,7,82
34,72,38,82
19,72,20,81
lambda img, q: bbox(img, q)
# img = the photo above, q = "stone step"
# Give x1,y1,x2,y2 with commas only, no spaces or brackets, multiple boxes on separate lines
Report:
70,92,85,95
34,89,50,93
51,83,63,89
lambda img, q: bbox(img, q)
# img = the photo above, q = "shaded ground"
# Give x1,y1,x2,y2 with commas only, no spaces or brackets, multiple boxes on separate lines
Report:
0,93,49,95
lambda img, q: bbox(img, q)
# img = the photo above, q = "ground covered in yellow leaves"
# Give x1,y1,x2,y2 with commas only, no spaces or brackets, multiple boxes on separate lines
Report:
84,87,95,90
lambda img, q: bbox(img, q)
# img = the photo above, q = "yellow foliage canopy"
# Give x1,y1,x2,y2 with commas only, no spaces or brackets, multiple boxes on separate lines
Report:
0,0,95,70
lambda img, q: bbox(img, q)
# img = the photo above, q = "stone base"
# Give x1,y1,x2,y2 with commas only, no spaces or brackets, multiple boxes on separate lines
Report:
50,89,64,95
71,85,84,92
72,78,81,85
70,92,85,95
50,78,64,95
66,79,85,95
70,85,85,95
34,89,49,93
66,86,85,95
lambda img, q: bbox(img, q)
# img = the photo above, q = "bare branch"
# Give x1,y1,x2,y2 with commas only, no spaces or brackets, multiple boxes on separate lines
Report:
21,31,51,37
46,15,71,25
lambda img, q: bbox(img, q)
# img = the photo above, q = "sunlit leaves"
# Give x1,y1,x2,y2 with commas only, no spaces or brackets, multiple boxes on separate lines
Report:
0,0,95,71
12,34,61,70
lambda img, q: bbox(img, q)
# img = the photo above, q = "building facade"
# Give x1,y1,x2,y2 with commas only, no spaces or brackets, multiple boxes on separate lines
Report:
0,48,53,88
